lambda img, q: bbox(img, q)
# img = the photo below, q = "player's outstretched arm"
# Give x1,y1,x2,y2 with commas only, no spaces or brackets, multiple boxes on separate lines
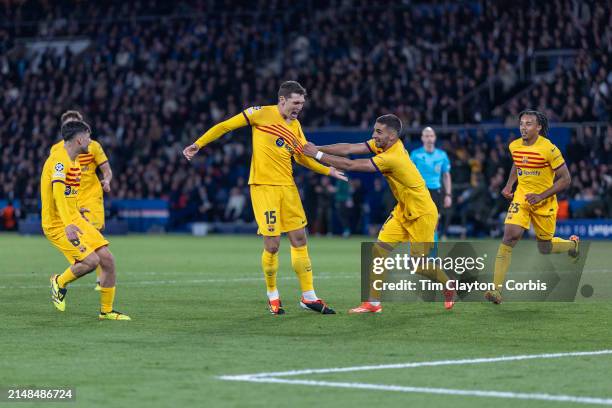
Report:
525,164,571,205
318,143,371,157
183,113,248,161
303,143,377,173
502,164,518,199
294,154,348,181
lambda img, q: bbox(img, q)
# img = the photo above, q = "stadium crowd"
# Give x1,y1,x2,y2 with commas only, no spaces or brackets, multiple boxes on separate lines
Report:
0,0,610,235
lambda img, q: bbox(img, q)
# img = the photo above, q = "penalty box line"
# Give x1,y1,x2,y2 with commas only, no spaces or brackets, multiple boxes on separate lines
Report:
219,350,612,406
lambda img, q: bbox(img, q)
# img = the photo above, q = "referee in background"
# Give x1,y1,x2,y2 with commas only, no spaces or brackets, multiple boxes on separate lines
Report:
411,127,452,240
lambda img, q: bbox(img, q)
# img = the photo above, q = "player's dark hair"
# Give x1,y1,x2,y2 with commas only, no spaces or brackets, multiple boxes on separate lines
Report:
278,81,307,99
519,109,549,136
61,110,83,125
61,120,91,141
376,114,403,137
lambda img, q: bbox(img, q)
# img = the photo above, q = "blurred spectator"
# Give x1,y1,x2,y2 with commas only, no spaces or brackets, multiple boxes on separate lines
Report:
225,187,246,221
1,200,18,231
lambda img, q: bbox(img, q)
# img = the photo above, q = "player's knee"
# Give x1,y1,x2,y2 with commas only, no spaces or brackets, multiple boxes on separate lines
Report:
82,252,100,271
265,241,280,254
96,247,115,271
263,235,281,254
537,240,552,254
502,233,521,247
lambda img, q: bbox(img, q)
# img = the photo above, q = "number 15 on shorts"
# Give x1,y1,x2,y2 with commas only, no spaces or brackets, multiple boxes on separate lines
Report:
264,210,277,224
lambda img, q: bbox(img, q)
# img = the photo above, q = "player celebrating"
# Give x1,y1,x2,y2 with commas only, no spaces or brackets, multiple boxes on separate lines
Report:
485,110,579,304
411,127,452,239
51,110,112,291
183,81,345,315
43,120,130,320
302,114,455,313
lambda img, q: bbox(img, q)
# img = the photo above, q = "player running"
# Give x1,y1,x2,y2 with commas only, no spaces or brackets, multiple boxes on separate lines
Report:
485,110,579,304
183,81,346,315
302,114,456,313
51,110,112,291
43,120,130,320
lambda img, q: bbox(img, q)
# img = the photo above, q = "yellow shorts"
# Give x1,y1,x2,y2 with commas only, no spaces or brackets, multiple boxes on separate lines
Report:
79,196,105,230
250,184,307,236
44,217,109,264
504,201,556,240
378,212,437,256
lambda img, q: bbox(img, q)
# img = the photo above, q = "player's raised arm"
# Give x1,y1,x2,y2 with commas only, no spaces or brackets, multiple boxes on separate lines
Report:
183,112,249,160
303,142,377,173
318,142,371,157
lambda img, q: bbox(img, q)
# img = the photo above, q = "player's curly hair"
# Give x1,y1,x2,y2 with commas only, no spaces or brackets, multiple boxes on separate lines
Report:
518,109,549,136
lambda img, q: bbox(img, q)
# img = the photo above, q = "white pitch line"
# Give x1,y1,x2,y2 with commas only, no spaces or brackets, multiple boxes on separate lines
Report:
219,377,612,406
224,349,612,379
0,273,356,290
219,350,612,406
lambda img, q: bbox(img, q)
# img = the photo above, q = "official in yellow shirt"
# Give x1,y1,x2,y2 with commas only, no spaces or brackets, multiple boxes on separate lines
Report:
183,81,346,315
485,110,579,305
303,114,455,313
42,120,129,320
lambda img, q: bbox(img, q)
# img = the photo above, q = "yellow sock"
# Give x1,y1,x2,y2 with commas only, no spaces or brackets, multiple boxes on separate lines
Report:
494,243,513,290
261,249,279,294
551,237,575,253
369,243,392,302
291,245,314,292
99,286,116,313
57,267,77,289
95,265,101,280
415,265,449,285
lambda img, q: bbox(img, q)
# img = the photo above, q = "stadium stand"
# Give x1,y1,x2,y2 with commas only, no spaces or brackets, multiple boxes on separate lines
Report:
0,0,609,236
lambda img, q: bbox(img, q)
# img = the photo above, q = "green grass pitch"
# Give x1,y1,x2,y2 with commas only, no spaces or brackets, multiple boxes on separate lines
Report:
0,234,611,407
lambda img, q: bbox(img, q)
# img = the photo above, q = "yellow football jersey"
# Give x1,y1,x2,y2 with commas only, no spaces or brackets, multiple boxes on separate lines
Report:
367,139,437,220
195,105,330,185
41,146,83,230
51,140,108,202
510,135,565,214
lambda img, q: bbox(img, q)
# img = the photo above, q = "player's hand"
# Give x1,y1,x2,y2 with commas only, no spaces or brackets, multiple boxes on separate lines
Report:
525,193,543,205
79,207,91,222
501,185,514,200
329,167,348,182
183,144,200,161
443,194,452,208
302,142,318,158
65,224,83,243
100,179,111,193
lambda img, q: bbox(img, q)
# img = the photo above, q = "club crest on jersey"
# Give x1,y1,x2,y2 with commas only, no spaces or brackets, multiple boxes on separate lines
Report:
246,106,262,115
276,138,285,147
